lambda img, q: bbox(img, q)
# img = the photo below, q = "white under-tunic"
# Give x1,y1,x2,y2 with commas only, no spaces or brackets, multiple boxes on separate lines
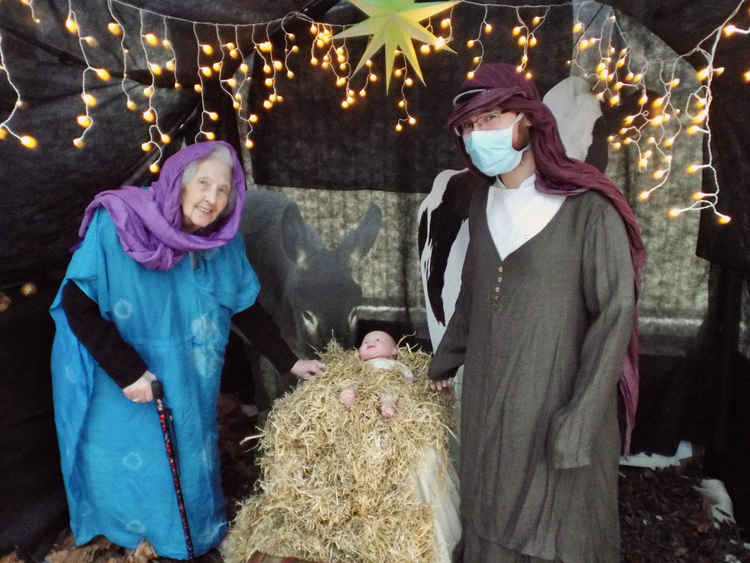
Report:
486,174,566,260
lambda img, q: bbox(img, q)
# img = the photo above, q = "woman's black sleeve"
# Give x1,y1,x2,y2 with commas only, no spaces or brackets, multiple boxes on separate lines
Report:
61,280,148,388
232,302,298,373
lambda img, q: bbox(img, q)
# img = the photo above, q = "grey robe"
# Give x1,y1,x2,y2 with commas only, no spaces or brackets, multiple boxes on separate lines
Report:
429,186,635,563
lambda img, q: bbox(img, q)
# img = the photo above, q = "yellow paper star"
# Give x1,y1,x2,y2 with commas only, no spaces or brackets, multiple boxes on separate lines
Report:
334,0,459,91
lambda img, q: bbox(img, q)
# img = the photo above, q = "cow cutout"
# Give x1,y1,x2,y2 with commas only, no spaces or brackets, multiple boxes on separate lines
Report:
418,169,474,350
237,190,382,407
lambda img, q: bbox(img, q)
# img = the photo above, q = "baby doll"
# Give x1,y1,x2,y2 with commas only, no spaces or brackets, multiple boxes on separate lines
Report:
358,330,414,384
338,330,414,418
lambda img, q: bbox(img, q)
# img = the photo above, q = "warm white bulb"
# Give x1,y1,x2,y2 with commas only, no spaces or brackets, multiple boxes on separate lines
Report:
20,135,38,149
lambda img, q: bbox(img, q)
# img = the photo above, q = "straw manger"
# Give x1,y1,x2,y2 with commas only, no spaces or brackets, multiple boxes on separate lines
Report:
222,341,456,563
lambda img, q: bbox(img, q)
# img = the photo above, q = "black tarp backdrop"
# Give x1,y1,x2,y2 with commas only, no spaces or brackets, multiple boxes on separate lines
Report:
0,1,329,556
602,0,750,535
248,1,571,191
1,0,749,555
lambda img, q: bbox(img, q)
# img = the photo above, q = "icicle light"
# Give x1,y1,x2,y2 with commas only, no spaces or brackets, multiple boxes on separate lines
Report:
2,0,746,222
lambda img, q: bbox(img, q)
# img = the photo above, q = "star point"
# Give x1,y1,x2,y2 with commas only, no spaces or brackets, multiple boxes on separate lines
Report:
334,0,459,91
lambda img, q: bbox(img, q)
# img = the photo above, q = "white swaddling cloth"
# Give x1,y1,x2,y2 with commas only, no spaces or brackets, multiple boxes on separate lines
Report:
365,357,415,384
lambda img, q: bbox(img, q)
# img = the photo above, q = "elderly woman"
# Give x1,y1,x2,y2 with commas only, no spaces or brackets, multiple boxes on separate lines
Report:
50,141,324,559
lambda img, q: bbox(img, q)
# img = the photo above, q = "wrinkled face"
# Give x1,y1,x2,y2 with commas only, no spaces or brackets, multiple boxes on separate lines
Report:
180,157,233,233
358,330,397,361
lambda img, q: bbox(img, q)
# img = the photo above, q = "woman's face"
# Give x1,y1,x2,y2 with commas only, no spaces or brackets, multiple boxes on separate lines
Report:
180,157,233,233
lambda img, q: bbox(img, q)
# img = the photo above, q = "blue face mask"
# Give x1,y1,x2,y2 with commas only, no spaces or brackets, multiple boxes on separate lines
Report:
463,113,528,177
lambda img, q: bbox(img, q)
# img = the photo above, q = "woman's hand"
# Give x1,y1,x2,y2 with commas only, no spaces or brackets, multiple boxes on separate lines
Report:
123,370,158,403
427,377,454,392
290,359,326,380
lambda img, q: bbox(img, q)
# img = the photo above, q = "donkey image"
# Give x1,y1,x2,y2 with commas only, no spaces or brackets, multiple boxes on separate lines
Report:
236,190,382,407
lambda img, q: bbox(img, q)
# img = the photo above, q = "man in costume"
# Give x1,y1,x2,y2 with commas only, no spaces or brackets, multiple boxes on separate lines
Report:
428,63,644,563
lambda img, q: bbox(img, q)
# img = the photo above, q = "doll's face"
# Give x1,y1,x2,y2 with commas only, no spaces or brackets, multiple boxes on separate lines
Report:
358,330,398,361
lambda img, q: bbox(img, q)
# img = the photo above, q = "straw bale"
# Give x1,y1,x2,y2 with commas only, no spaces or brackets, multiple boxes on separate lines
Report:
223,341,455,563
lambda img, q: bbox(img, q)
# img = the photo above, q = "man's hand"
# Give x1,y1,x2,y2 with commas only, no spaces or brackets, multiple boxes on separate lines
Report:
123,370,158,402
428,378,454,392
290,359,326,380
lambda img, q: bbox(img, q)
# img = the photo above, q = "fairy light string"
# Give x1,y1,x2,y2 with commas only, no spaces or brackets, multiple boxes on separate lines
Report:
0,32,37,148
64,0,108,149
192,21,215,142
162,17,179,91
568,0,749,223
137,9,167,172
215,25,236,115
105,0,135,120
1,0,747,221
19,0,41,24
662,0,748,224
231,25,258,149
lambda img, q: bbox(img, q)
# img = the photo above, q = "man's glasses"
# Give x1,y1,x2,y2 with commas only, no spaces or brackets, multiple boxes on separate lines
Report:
454,109,505,136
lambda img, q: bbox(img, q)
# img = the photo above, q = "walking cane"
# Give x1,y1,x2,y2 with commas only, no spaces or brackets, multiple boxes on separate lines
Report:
151,380,195,561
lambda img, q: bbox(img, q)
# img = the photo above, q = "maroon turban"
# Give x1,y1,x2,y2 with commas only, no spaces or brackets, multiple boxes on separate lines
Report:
449,63,646,454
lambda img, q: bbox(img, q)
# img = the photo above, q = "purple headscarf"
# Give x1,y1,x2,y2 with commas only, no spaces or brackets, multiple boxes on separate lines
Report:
449,63,646,454
77,140,246,271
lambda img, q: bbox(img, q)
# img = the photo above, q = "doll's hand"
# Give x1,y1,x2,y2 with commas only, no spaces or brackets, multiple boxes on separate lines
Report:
123,370,157,403
291,359,326,380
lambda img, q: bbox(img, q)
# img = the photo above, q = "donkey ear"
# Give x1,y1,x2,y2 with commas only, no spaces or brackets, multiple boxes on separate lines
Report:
339,203,382,265
280,202,311,269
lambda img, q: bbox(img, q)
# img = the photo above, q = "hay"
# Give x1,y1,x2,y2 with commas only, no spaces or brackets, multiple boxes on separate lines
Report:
222,341,455,563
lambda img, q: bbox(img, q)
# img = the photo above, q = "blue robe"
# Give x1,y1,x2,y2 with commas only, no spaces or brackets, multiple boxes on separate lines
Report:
50,208,260,558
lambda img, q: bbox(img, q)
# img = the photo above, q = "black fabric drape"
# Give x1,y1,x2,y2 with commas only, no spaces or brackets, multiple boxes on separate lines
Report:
0,284,66,556
0,0,326,286
2,0,750,550
249,4,572,192
687,267,750,535
603,0,750,536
